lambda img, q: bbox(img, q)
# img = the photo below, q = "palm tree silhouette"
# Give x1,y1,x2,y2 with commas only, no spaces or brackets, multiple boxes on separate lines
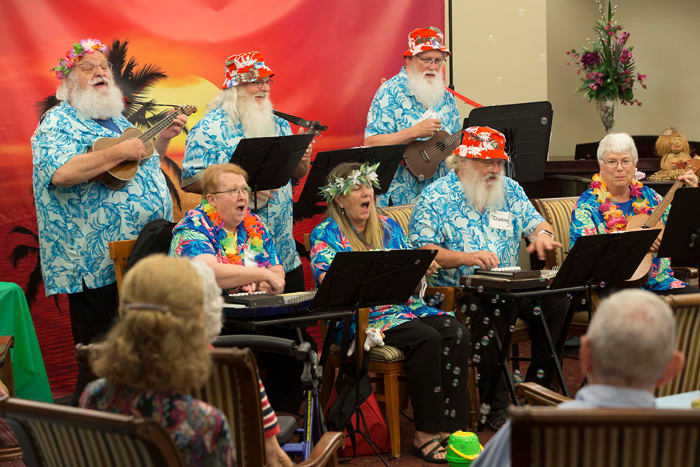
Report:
15,38,186,307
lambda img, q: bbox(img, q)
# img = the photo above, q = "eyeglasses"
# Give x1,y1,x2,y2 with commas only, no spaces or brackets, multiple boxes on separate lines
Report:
418,57,446,66
603,158,635,168
211,186,251,198
253,78,273,89
77,62,112,73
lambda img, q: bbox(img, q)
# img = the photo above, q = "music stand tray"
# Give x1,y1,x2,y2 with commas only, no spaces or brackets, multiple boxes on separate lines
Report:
466,101,553,183
295,145,405,220
658,188,700,259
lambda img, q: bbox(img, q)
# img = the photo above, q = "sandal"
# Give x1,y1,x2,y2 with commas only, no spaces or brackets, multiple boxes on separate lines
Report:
412,437,448,464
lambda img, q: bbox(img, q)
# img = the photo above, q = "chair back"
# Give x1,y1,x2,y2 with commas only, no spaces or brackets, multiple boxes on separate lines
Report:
108,239,136,295
658,293,700,397
531,197,579,269
0,395,184,467
378,204,414,233
510,406,700,467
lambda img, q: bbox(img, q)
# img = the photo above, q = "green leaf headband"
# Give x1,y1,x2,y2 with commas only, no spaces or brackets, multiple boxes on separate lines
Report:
319,162,381,202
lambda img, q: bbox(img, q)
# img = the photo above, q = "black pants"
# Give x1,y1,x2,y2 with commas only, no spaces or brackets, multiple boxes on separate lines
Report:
284,265,305,293
383,315,470,433
67,280,120,405
466,294,569,409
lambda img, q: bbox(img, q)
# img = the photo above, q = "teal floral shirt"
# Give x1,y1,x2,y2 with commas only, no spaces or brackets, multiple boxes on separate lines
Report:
570,186,684,291
364,66,461,207
310,215,449,340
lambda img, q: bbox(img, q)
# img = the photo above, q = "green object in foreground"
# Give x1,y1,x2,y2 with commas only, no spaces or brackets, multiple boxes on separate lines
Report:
445,430,482,466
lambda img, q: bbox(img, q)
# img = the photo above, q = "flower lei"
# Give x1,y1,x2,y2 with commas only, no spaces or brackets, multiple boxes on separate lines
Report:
201,200,270,267
590,173,651,231
53,38,108,79
319,162,381,202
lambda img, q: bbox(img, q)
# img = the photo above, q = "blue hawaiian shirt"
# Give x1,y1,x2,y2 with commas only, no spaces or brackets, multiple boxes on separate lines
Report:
182,107,300,273
364,66,461,207
31,102,173,296
310,215,449,340
570,186,684,291
409,170,543,286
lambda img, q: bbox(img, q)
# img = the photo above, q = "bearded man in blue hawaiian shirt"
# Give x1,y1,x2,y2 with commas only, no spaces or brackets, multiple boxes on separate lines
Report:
32,38,186,402
181,51,311,292
409,126,568,431
364,26,461,207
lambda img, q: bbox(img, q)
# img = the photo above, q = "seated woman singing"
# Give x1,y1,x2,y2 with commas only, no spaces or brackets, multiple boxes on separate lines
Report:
310,162,471,464
570,132,699,294
170,162,285,294
170,162,307,415
80,255,235,466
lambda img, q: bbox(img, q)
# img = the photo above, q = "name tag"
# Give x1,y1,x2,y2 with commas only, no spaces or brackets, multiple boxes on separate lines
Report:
489,211,512,231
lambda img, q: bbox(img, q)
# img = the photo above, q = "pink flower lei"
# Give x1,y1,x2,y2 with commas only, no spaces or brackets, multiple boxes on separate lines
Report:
590,173,651,231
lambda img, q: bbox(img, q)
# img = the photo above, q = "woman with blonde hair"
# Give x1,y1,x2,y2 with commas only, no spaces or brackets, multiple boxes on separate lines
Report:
310,162,471,463
80,254,235,466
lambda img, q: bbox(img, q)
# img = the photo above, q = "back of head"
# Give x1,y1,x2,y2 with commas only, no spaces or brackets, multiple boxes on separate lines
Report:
597,132,638,163
586,289,675,388
91,255,213,392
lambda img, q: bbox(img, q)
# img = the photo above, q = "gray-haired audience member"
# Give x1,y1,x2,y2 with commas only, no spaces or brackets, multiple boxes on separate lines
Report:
472,289,684,467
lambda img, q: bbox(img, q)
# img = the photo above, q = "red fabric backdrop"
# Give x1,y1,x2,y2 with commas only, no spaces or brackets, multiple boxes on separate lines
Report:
0,0,444,398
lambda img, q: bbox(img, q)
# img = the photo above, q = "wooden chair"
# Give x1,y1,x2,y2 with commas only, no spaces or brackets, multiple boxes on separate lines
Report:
510,406,700,467
657,293,700,397
0,395,185,466
514,382,571,406
108,238,136,295
0,336,14,396
0,336,22,464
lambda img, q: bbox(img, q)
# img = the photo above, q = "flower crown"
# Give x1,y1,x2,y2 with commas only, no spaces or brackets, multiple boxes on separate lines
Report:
319,162,381,202
53,38,108,79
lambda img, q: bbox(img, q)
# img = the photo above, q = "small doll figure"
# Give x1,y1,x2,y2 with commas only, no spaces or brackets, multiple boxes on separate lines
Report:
648,127,694,181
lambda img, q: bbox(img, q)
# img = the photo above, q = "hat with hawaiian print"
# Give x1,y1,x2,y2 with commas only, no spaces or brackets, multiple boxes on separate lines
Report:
53,38,108,80
403,27,451,58
222,51,275,89
453,126,509,161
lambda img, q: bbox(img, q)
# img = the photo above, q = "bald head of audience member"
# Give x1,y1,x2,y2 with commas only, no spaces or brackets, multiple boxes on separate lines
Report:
581,289,684,389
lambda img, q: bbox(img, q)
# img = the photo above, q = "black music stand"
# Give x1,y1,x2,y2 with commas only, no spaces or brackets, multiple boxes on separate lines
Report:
466,101,553,183
310,249,436,462
229,134,313,210
658,188,700,260
295,145,405,220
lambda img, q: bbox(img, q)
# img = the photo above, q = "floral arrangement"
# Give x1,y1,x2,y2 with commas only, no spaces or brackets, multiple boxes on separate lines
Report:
319,162,381,202
566,1,646,107
590,173,650,231
53,38,108,79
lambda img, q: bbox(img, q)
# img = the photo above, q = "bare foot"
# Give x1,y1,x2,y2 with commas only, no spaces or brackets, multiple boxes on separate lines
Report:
264,436,293,467
414,430,446,461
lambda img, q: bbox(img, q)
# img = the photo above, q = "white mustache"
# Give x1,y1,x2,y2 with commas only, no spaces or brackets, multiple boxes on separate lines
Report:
89,77,108,86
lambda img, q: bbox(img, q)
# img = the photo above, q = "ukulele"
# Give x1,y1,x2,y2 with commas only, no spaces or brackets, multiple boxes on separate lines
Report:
403,129,461,181
623,156,700,285
96,105,196,190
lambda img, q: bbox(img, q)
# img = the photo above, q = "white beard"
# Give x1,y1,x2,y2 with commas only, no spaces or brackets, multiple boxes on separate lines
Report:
68,79,125,120
461,165,506,211
406,67,445,109
235,90,276,137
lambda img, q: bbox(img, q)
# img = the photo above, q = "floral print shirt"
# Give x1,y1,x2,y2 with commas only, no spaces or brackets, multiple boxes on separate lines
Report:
170,201,279,268
364,66,461,207
81,378,235,467
409,170,543,286
570,186,684,291
31,101,173,295
310,215,449,340
182,107,300,272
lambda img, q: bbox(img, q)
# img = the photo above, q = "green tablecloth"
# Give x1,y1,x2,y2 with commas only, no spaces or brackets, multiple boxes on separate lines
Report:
0,282,53,402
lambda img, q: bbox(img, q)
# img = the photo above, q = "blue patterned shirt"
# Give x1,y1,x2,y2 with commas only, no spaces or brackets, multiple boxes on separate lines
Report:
31,102,173,296
409,171,543,286
364,66,461,207
182,107,300,272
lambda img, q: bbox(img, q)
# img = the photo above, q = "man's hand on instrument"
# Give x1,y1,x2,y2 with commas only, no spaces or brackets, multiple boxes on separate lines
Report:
263,269,285,295
526,230,563,261
462,250,500,270
411,118,442,139
425,260,440,277
116,138,148,161
158,111,187,141
677,169,699,188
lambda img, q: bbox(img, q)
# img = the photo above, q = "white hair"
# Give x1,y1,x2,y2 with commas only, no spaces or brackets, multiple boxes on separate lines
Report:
458,158,505,211
205,86,275,137
597,132,639,163
205,87,238,118
189,259,223,343
445,154,460,171
587,289,675,388
405,60,445,109
56,69,124,119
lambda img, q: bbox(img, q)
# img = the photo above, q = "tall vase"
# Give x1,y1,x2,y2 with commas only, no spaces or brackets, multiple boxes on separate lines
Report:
597,99,616,133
